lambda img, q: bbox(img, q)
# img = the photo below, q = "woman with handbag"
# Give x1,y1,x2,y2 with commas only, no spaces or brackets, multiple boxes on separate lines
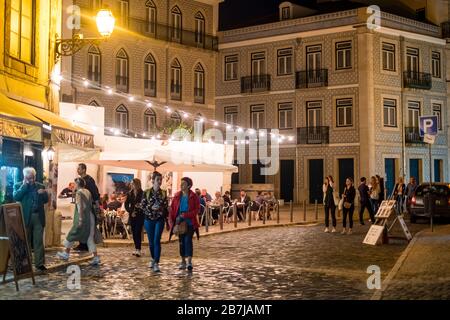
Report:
142,171,169,272
323,176,337,233
369,176,380,215
169,177,200,271
57,178,102,265
125,178,144,257
341,177,356,235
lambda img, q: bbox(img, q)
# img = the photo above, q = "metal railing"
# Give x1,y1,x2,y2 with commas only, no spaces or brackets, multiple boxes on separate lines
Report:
441,21,450,38
144,80,156,97
405,127,425,144
170,83,182,100
194,87,205,104
403,71,432,90
297,126,330,144
296,69,328,88
240,74,271,93
115,76,129,92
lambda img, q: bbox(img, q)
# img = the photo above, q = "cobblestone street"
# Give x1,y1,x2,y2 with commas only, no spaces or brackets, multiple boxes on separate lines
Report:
0,222,428,300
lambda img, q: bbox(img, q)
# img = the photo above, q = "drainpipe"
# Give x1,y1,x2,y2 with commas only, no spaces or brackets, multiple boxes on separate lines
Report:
400,36,406,179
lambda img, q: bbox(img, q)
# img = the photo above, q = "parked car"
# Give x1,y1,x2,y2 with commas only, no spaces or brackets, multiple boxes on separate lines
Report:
409,183,450,223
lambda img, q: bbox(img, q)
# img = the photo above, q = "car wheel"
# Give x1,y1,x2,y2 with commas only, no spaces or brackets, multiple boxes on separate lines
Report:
410,214,417,223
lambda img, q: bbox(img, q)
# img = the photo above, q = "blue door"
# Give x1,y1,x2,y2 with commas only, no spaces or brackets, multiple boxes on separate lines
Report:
384,158,396,198
409,159,420,184
434,159,442,183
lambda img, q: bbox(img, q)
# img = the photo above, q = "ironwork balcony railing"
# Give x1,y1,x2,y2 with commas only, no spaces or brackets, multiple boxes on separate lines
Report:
296,69,328,89
240,75,271,93
144,80,156,97
115,76,129,92
87,71,101,85
170,83,182,100
441,21,450,38
297,126,329,144
194,88,205,104
405,127,425,144
403,71,432,90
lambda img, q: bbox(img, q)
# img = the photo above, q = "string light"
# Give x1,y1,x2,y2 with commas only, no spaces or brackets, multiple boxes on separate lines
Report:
128,96,134,102
214,121,218,126
107,88,113,95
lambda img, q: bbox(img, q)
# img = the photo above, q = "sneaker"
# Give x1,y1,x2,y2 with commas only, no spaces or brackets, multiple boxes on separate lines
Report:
324,227,329,233
90,256,100,266
347,229,353,235
341,229,347,235
187,263,193,271
149,260,155,269
178,262,187,270
135,250,141,257
331,227,337,233
56,251,69,261
153,263,160,272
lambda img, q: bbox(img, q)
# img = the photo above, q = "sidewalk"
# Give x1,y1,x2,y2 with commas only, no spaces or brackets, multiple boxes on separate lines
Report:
373,224,450,300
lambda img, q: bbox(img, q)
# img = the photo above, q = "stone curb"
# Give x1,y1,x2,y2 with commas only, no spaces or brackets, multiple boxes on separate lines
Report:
370,229,426,300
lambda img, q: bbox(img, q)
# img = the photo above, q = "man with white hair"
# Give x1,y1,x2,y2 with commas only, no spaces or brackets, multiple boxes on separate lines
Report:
13,167,49,271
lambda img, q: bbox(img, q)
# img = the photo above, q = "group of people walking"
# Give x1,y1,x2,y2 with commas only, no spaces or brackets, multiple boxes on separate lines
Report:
322,174,388,234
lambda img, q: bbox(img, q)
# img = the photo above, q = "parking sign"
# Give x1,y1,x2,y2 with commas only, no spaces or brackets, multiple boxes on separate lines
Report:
419,115,438,137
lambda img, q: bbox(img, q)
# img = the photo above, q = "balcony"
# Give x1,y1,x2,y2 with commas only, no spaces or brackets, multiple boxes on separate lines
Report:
441,21,450,38
405,127,425,145
403,71,432,90
296,69,328,89
194,88,205,104
297,126,329,144
240,75,271,93
170,83,182,101
144,80,156,97
116,76,128,93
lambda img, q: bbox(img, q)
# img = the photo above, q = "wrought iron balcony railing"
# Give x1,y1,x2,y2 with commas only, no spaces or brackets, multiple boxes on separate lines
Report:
297,126,329,144
144,80,156,97
240,75,271,93
296,69,328,89
441,21,450,38
403,71,432,90
170,83,182,100
194,88,205,104
115,76,129,92
405,127,425,144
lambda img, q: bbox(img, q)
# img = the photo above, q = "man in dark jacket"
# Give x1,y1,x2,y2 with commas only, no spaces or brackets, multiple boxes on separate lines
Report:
13,167,49,271
76,163,100,251
358,177,374,224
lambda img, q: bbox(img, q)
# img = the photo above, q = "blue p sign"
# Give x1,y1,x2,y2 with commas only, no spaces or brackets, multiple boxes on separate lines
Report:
419,116,438,137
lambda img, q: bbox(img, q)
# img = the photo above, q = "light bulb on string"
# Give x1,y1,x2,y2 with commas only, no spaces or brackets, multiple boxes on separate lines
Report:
128,96,134,102
83,80,89,87
214,121,218,126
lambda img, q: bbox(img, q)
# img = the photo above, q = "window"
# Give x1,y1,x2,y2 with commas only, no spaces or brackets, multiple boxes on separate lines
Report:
88,45,101,85
251,105,265,129
382,42,395,71
277,48,293,76
115,49,129,92
281,6,291,20
144,53,156,97
432,103,442,130
89,100,100,107
224,106,238,126
406,47,419,73
119,0,129,27
144,108,156,132
251,52,266,77
336,41,352,70
194,63,205,104
407,101,421,128
336,98,353,127
170,58,182,100
195,12,205,46
115,105,128,130
383,98,397,127
306,45,322,71
90,0,102,11
278,103,293,129
171,6,182,42
9,0,34,63
170,111,181,126
432,51,441,78
145,0,157,34
306,101,322,128
224,55,238,81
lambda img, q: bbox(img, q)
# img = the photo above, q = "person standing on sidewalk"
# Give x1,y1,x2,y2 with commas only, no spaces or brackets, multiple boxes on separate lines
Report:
393,177,406,214
369,176,380,215
141,171,169,272
341,178,356,235
76,163,100,252
169,177,200,271
323,177,337,233
56,178,101,266
405,177,418,214
125,178,144,257
358,177,374,225
13,167,49,271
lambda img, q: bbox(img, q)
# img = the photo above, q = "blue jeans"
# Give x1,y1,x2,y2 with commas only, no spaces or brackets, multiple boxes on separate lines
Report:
179,227,194,258
144,218,164,263
370,198,379,216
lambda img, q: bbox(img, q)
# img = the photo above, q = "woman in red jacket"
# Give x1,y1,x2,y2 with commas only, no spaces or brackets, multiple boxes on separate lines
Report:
169,177,200,271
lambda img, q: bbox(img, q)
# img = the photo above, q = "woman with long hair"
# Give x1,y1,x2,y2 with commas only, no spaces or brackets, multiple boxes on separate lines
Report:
341,177,356,235
369,176,380,215
125,178,144,257
323,176,337,233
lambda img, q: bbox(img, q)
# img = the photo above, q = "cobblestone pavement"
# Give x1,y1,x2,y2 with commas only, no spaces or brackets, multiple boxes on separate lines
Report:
0,222,428,300
380,224,450,300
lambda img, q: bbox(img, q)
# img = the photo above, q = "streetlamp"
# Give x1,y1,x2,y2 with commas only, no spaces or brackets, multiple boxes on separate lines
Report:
55,8,115,59
46,144,55,162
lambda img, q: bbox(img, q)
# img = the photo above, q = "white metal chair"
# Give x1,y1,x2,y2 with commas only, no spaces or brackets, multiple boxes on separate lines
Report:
249,201,264,221
222,202,232,223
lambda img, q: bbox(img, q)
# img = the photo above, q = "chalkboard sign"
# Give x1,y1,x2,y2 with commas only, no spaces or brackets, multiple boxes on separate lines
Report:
1,203,35,290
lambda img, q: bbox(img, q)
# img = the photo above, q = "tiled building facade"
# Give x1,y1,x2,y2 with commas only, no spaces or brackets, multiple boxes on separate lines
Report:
61,0,219,135
216,5,450,203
